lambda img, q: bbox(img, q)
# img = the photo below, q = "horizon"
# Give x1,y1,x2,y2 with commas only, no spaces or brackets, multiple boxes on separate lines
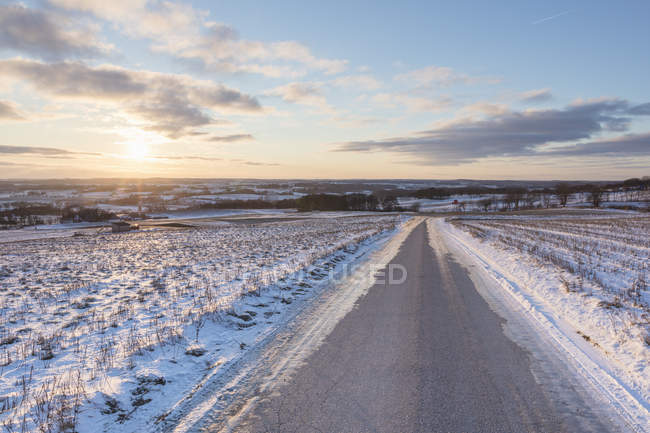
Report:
1,1,650,179
2,176,647,183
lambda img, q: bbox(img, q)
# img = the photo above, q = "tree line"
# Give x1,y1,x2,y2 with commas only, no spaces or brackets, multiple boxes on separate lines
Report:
197,194,412,212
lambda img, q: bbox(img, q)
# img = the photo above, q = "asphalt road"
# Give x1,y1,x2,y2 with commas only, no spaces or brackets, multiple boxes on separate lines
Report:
230,220,624,433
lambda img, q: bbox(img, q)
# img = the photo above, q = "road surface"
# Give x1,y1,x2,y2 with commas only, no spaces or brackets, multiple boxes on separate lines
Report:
222,220,625,433
174,220,627,433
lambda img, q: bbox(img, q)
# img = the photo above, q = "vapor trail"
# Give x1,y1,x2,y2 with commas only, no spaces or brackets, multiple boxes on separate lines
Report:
532,10,570,25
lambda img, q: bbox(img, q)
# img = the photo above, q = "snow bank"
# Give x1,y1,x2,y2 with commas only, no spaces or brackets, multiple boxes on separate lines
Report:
437,217,650,431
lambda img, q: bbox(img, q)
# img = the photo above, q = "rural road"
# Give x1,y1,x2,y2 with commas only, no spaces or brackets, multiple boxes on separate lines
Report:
228,220,624,433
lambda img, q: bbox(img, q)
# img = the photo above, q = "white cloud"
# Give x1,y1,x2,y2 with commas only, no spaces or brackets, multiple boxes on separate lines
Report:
0,58,262,138
460,102,509,116
395,65,501,87
0,100,24,120
48,0,347,77
519,88,552,103
372,93,453,113
0,4,113,60
332,74,381,91
265,82,333,113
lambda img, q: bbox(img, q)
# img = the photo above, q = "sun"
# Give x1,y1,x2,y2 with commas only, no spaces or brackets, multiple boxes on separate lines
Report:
127,142,149,160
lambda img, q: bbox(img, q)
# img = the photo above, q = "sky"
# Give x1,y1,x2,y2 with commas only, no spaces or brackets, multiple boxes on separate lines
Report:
0,0,649,180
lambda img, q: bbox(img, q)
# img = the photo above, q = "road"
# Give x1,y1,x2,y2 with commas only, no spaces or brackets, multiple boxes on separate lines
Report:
227,220,623,433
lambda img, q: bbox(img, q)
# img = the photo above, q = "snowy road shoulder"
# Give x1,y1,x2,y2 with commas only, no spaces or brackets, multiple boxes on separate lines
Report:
433,217,650,432
152,216,423,433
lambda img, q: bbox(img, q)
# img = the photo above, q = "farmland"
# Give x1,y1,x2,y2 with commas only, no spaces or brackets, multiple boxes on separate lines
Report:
445,215,650,407
450,216,648,304
0,215,400,432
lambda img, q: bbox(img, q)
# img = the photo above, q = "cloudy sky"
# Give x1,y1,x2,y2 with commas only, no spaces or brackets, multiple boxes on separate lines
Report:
1,0,649,179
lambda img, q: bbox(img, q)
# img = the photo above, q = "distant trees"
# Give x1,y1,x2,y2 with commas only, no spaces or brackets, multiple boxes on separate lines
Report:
347,193,379,211
524,192,539,209
380,196,399,212
194,194,400,212
61,206,116,222
554,183,572,207
622,177,650,190
0,203,62,227
296,194,348,211
295,194,401,212
478,198,493,212
504,188,526,210
588,187,604,208
413,188,451,200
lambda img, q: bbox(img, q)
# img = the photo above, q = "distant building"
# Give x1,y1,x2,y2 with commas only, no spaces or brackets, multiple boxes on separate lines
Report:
111,221,135,233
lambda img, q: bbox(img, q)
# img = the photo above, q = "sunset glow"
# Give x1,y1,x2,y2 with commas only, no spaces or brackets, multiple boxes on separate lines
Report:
126,142,149,160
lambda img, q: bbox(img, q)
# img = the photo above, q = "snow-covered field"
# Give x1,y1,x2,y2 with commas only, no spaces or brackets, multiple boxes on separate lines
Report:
441,215,650,427
0,215,401,432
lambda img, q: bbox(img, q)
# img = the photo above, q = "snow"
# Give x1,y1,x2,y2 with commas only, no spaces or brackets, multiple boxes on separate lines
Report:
96,204,140,213
0,225,106,243
149,209,296,220
0,215,404,432
436,216,650,431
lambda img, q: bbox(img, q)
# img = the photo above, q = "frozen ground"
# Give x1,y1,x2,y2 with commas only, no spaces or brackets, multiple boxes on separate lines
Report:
148,209,296,220
439,215,650,430
0,215,402,432
0,225,106,243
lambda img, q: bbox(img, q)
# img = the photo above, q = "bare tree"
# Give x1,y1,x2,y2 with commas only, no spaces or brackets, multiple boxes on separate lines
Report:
479,198,493,212
540,193,552,208
505,189,525,210
588,187,604,208
524,192,539,209
554,183,571,207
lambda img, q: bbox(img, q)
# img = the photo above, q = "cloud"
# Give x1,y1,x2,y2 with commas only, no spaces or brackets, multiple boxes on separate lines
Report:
332,115,381,128
0,100,24,120
0,4,112,60
547,133,650,156
372,93,453,113
0,160,31,166
48,0,347,77
519,88,552,103
228,158,280,166
334,98,650,165
266,77,382,115
265,82,333,113
47,0,148,21
207,134,254,143
128,100,213,139
241,161,280,166
332,74,381,91
151,155,222,161
0,58,262,138
0,145,99,156
460,102,509,116
395,65,501,87
628,103,650,115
